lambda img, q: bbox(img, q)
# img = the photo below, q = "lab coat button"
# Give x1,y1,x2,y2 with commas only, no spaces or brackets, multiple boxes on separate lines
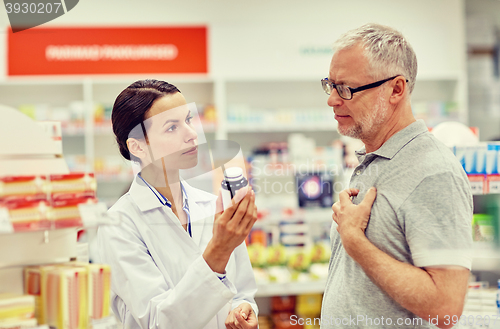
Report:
222,290,233,298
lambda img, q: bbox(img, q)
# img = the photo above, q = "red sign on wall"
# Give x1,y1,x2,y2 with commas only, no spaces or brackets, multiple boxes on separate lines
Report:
7,26,208,76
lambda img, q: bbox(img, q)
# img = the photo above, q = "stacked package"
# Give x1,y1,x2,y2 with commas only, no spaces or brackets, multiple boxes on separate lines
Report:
0,294,37,329
0,176,50,232
24,263,111,329
0,173,97,232
463,282,498,318
453,142,500,194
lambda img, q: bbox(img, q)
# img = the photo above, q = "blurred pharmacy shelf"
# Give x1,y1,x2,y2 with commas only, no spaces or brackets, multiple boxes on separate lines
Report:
0,74,467,205
226,122,338,133
0,108,76,296
251,244,500,299
253,242,500,298
0,228,77,269
256,280,326,298
253,208,333,229
0,107,120,307
471,242,500,273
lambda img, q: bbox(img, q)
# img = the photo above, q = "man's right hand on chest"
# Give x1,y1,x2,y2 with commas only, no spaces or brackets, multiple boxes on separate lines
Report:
331,187,377,255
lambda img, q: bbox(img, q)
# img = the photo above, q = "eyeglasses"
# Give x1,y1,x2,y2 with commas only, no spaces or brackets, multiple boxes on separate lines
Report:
321,75,407,100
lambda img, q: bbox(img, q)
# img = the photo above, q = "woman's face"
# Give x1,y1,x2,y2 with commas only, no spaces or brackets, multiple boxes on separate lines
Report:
141,93,198,171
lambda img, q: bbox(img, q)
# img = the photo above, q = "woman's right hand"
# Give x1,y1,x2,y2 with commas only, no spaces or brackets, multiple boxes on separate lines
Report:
203,187,257,273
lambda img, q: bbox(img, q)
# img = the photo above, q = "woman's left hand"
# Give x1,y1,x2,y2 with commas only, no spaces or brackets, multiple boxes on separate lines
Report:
225,303,258,329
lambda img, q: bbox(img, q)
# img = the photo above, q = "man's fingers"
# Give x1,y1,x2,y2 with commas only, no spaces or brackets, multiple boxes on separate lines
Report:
338,191,350,205
332,201,340,213
331,201,340,224
346,188,360,197
360,187,377,208
339,188,359,206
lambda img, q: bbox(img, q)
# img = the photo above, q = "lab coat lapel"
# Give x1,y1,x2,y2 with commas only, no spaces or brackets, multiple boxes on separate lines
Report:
188,200,207,247
181,181,217,248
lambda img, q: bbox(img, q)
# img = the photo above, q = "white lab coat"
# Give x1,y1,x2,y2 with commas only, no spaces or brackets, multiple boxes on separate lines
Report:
96,175,258,329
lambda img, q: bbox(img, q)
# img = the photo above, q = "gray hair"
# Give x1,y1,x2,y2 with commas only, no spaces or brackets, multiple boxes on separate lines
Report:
333,23,417,94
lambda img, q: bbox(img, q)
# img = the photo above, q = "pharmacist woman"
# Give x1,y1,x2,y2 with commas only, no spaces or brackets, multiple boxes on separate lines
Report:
95,79,259,329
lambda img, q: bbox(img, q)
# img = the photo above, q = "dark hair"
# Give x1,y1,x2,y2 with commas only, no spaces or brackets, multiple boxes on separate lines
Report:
111,79,180,161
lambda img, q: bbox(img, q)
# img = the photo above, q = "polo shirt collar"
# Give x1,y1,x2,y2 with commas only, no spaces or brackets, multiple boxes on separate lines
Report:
355,119,428,162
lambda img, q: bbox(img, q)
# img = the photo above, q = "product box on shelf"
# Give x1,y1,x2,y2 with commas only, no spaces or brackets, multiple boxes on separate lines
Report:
463,281,498,319
50,198,98,229
87,265,111,321
0,200,51,232
24,265,58,325
468,174,486,195
472,214,495,242
24,263,111,329
0,176,47,204
46,266,88,329
62,263,111,321
453,142,500,194
0,173,98,233
0,319,38,329
0,293,36,327
0,175,49,232
49,173,96,201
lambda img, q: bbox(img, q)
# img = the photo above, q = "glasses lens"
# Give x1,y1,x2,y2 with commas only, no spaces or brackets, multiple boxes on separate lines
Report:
321,79,331,95
337,85,351,100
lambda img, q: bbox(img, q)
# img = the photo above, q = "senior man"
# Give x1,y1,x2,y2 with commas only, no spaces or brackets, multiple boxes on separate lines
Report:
320,24,472,329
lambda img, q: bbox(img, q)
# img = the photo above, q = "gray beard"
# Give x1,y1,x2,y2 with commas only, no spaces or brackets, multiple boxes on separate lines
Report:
337,90,388,140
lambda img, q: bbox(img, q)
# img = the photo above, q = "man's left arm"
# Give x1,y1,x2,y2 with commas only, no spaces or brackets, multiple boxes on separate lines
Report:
333,187,470,329
343,228,468,329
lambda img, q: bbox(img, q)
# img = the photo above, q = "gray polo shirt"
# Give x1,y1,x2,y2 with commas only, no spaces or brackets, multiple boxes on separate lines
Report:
320,120,473,329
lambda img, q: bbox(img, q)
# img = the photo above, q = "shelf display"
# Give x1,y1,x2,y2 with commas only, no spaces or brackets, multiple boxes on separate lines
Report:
0,71,487,325
247,242,330,288
227,106,337,132
449,142,500,195
0,293,36,329
0,3,479,326
462,281,499,325
412,100,460,127
24,263,111,329
259,294,323,329
0,107,118,329
0,173,100,232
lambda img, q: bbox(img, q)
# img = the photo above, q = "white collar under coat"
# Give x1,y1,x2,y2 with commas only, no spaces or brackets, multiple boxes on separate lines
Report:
129,174,217,212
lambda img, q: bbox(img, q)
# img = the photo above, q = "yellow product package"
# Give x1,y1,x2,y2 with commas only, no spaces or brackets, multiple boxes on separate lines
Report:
46,265,88,329
24,265,57,324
